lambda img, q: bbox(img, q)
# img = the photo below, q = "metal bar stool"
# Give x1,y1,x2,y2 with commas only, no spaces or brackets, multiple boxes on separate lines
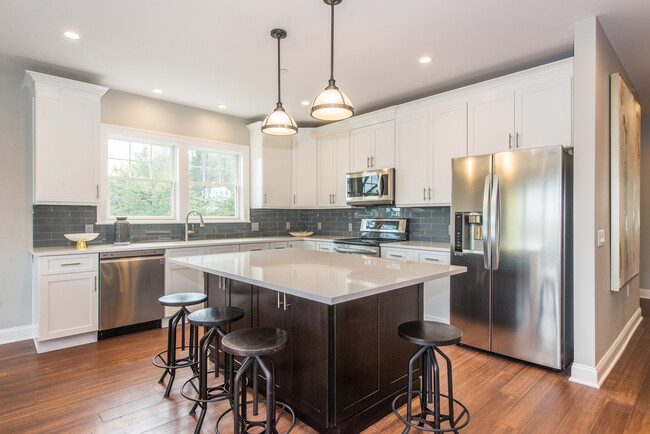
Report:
392,321,470,433
180,306,245,434
153,292,207,397
217,327,296,434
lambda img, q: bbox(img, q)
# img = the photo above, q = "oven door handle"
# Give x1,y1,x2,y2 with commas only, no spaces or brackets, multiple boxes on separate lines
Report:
334,246,378,255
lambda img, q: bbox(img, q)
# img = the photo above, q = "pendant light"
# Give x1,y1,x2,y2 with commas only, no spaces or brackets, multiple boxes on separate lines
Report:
310,0,354,121
262,28,298,136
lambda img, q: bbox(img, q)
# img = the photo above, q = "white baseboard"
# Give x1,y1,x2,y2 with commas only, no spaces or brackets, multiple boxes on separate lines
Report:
0,324,35,345
569,307,643,389
640,288,650,299
34,331,97,353
423,314,450,324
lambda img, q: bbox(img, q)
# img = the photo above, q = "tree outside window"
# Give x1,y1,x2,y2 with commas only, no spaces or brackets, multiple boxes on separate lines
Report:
188,148,238,217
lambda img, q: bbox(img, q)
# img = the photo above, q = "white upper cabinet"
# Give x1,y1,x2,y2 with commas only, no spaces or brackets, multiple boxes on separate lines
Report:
292,129,318,207
25,71,108,205
318,133,350,207
514,76,572,150
248,122,293,208
396,101,467,206
349,120,395,172
467,62,573,156
467,89,515,156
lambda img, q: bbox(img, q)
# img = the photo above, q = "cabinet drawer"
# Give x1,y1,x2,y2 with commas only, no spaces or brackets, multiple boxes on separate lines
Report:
205,245,240,254
303,240,316,251
240,243,269,252
39,254,98,275
270,242,288,250
382,248,414,261
288,240,303,249
417,250,450,265
316,242,334,252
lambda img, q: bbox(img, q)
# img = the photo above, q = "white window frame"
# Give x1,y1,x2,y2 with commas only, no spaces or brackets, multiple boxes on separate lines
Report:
99,124,250,224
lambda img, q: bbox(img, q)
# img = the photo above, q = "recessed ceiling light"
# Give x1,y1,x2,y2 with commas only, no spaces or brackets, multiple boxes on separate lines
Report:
152,88,163,94
64,31,80,40
419,56,432,64
217,104,227,109
301,101,310,106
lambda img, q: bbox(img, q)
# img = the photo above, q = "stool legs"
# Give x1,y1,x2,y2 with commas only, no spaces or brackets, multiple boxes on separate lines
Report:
404,345,428,433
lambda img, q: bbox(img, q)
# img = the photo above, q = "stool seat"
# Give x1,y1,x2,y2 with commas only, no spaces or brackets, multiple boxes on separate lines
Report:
159,292,207,307
222,327,288,357
188,306,244,327
398,321,462,347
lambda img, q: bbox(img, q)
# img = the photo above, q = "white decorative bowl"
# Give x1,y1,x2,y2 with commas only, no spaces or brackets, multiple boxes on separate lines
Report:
64,233,99,249
289,231,314,237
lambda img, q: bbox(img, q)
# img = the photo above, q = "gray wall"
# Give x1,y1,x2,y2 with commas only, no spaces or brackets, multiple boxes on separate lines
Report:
640,118,650,290
573,17,641,369
102,90,250,146
0,57,33,330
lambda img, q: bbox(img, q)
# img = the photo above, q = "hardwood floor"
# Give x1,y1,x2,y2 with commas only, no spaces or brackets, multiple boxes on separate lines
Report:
1,312,648,433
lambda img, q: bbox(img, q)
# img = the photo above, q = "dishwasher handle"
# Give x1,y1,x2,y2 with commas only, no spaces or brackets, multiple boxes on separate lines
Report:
99,255,165,264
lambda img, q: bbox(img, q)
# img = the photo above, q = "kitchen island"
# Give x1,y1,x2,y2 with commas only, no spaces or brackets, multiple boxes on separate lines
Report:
170,249,465,433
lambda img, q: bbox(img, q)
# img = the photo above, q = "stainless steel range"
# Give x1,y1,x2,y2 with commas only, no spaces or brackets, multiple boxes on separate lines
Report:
333,218,407,257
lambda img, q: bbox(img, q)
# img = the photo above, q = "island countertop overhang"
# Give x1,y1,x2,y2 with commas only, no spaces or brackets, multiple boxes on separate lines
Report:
169,249,466,305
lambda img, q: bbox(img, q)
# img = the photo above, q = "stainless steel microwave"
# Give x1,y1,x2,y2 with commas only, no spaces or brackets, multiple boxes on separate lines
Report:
346,168,395,206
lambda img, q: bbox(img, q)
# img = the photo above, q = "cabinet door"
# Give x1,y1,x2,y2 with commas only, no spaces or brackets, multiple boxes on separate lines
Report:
165,248,204,315
514,76,572,149
431,102,467,204
255,287,287,393
39,271,98,340
303,241,316,251
262,135,292,207
467,89,514,156
333,134,350,206
34,92,100,204
229,280,253,332
292,131,318,207
284,294,330,426
418,250,451,324
395,112,430,206
206,273,227,308
316,242,334,252
317,135,336,207
371,120,395,169
349,126,373,172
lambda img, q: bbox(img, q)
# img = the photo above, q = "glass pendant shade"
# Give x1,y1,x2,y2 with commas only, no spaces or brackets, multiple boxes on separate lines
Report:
311,80,354,121
261,104,298,136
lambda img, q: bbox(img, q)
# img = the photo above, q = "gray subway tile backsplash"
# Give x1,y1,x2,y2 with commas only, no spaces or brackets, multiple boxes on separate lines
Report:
32,205,450,247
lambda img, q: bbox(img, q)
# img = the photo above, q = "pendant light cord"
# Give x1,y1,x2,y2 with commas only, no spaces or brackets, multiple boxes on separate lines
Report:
277,35,282,106
330,0,335,82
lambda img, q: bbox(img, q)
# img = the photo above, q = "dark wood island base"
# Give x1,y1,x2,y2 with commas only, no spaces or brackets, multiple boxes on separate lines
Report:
206,273,423,433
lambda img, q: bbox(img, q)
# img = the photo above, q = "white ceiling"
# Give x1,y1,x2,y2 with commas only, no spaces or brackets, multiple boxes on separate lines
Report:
1,0,649,124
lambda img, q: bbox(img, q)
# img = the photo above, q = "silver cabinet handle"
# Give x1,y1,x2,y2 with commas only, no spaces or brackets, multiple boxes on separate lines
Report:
424,257,440,262
251,248,262,251
428,187,431,200
61,262,82,266
332,194,335,203
277,291,282,309
515,132,519,149
508,133,512,150
94,275,97,292
283,293,291,310
389,254,403,258
264,193,267,204
96,184,99,199
423,187,426,201
293,194,296,205
367,156,370,168
371,156,374,167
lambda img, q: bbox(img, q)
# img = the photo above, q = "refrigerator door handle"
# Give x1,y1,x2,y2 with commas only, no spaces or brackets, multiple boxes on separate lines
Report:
491,174,500,270
482,175,491,270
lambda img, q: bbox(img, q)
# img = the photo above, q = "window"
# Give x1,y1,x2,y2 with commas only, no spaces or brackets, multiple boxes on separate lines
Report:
189,148,239,217
107,138,175,218
100,125,250,223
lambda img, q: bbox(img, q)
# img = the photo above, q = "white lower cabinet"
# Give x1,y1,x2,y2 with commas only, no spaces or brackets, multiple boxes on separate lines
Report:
240,243,270,252
288,240,303,249
270,242,288,250
316,241,334,252
165,247,205,316
381,247,451,324
35,254,99,347
303,240,316,250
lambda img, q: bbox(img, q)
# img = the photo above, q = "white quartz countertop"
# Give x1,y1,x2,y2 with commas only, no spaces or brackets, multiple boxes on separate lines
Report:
380,241,450,252
169,249,465,305
30,235,343,257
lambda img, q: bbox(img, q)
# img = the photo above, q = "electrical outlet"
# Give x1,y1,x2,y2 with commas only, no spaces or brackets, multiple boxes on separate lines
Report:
286,221,291,230
317,222,322,230
85,224,94,233
251,222,260,231
348,223,353,232
626,285,630,297
597,230,606,247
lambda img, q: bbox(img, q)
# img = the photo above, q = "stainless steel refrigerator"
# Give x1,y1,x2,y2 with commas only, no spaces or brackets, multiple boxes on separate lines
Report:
450,146,573,370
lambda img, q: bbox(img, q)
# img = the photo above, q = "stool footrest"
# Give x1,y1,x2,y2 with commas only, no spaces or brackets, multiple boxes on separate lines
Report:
392,391,470,432
216,399,296,434
152,346,204,370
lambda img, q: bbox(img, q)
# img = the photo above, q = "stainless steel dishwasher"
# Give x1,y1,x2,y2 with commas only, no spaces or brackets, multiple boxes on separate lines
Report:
99,249,165,338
